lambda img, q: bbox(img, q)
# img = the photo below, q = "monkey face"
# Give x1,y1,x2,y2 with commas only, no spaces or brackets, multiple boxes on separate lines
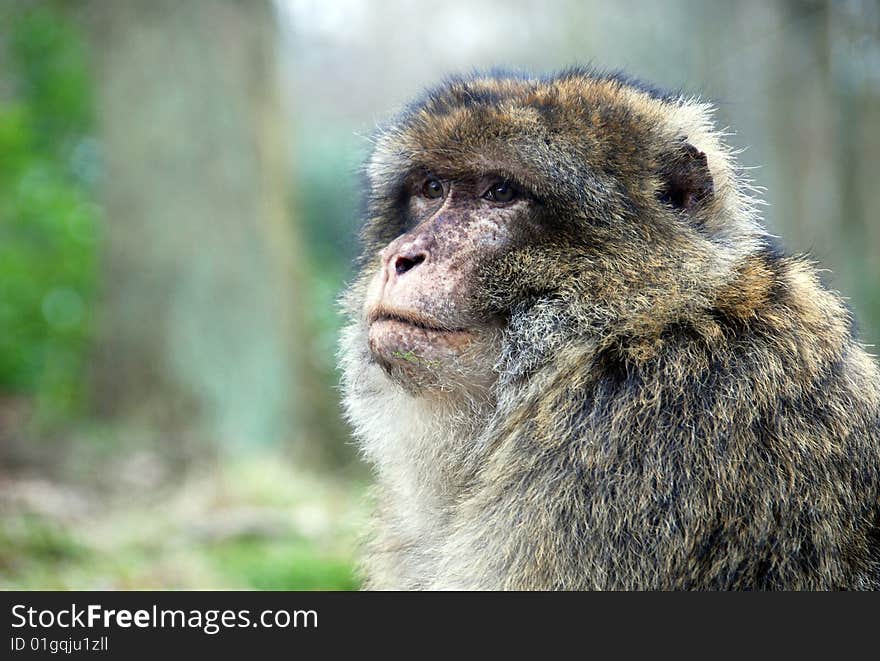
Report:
347,71,759,395
361,173,533,391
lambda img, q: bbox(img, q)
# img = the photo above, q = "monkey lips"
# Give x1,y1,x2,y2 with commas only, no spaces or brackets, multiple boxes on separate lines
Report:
367,309,474,371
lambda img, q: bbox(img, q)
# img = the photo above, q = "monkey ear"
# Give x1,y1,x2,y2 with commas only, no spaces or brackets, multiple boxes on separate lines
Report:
657,142,714,212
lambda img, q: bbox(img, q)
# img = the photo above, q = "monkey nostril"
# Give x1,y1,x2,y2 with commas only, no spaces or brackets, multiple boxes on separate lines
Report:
394,253,426,275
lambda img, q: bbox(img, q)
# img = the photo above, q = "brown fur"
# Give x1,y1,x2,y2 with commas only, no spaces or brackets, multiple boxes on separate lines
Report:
340,69,880,590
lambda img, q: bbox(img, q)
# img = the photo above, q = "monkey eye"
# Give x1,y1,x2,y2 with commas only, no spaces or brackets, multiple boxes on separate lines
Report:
421,178,444,199
483,181,517,204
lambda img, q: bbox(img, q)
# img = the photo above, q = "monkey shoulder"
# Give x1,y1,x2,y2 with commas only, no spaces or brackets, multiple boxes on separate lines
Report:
447,253,880,589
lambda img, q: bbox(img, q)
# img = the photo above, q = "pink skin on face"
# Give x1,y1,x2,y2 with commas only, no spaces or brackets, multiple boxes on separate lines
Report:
363,176,525,377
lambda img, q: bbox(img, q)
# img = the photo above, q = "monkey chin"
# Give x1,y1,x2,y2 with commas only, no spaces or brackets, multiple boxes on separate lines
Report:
368,318,472,365
367,318,481,391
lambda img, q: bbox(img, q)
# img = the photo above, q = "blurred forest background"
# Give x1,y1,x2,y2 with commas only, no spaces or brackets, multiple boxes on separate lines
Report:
0,0,878,589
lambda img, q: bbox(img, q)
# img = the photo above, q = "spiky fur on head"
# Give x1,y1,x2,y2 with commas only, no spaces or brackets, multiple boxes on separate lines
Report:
340,69,880,590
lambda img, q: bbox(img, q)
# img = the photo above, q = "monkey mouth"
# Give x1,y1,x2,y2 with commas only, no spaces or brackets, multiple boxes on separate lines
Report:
367,307,474,366
368,308,467,334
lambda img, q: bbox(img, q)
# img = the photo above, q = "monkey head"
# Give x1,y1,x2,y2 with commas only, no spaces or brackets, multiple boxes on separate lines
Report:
346,70,762,395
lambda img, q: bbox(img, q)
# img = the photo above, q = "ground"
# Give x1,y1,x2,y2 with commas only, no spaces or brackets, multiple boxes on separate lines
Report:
0,453,365,590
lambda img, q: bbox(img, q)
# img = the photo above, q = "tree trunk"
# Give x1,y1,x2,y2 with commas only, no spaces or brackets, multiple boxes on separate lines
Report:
83,0,302,449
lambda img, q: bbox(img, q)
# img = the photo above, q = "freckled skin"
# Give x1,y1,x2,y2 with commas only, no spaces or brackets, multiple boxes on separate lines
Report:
364,175,527,392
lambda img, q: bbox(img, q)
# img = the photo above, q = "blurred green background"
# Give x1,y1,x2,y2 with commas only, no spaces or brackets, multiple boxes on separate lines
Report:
0,0,878,589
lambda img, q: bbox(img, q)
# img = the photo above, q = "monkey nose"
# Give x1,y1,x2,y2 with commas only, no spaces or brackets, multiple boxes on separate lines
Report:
384,242,429,277
394,252,426,275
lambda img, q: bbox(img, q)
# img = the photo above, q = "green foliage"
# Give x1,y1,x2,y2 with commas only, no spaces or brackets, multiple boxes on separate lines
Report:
0,513,87,568
206,539,358,590
0,513,358,590
0,457,362,590
0,6,100,420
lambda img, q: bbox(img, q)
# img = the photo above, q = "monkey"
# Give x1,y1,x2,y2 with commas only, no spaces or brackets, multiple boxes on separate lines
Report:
338,69,880,590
